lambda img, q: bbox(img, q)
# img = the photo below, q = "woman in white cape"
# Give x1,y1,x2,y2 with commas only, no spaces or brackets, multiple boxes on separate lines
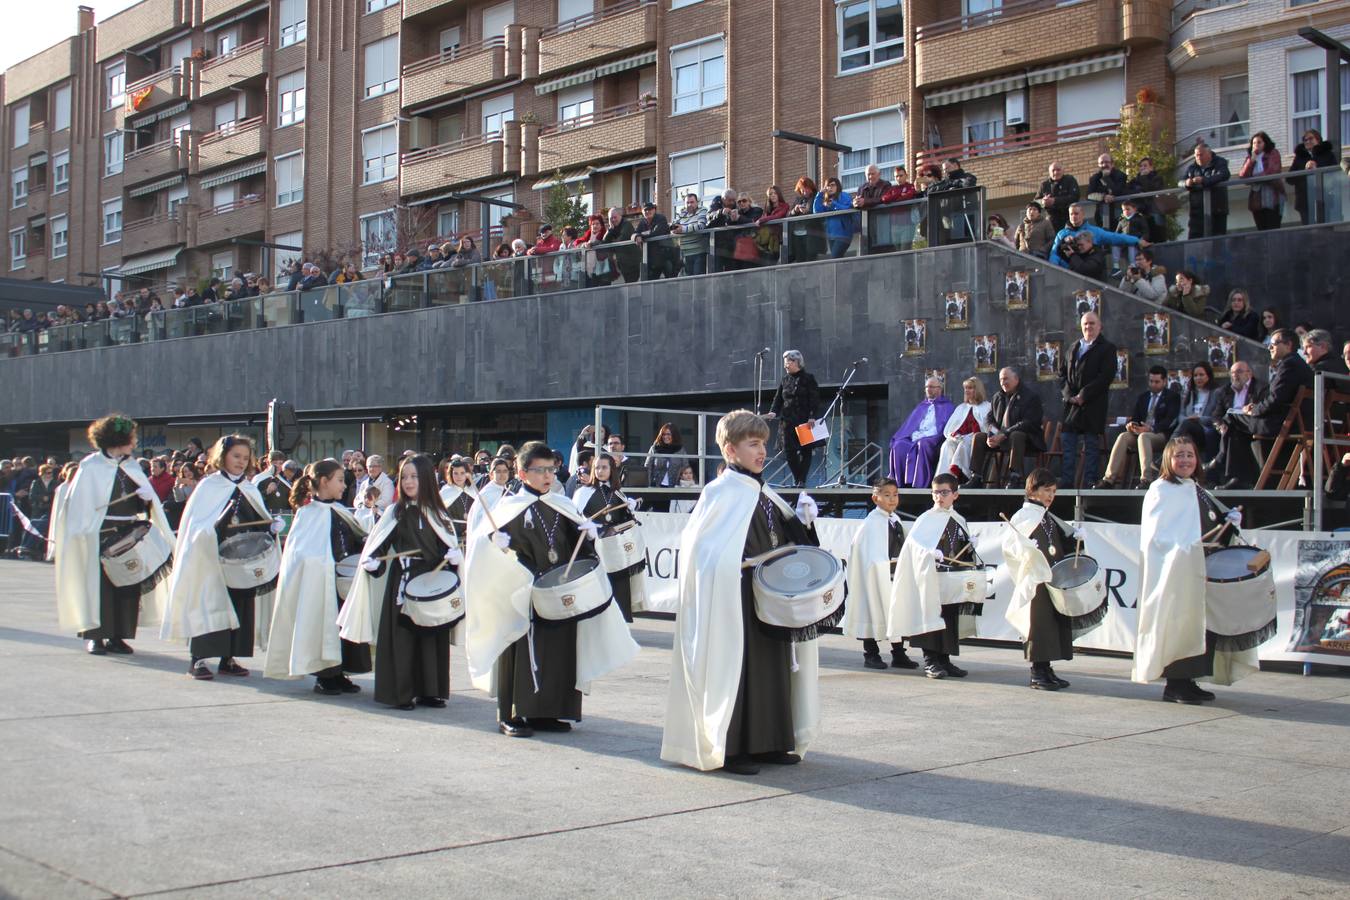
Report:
53,415,175,655
935,376,992,482
164,435,284,680
572,453,648,622
264,459,372,694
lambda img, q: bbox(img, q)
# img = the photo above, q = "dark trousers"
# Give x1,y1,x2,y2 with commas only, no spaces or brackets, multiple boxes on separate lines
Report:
782,425,813,487
79,574,141,641
1163,631,1217,680
908,605,961,659
1174,419,1220,462
969,431,1032,482
861,638,904,656
681,253,707,276
1252,209,1282,231
1188,212,1227,239
1219,412,1281,486
1059,430,1101,487
190,588,255,660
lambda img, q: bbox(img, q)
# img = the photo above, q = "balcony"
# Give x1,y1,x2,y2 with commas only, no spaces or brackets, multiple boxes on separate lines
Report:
915,0,1116,87
915,118,1119,202
538,0,657,77
196,117,265,173
402,0,461,18
124,67,187,115
204,0,264,21
27,122,48,155
124,139,187,187
199,39,268,98
402,37,507,110
538,102,656,172
25,184,48,220
121,211,188,257
400,133,512,196
197,196,264,247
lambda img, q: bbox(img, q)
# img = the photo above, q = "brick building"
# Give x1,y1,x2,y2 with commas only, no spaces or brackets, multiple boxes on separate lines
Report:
2,0,1175,295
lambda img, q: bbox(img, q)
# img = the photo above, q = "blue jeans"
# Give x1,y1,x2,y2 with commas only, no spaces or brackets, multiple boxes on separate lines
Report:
1060,430,1101,487
681,253,707,276
827,237,852,259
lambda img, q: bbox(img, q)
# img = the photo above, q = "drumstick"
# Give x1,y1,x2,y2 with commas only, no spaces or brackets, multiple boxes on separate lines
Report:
375,550,422,562
561,524,591,580
95,492,138,511
225,519,274,529
740,545,796,570
1201,505,1243,543
586,502,628,521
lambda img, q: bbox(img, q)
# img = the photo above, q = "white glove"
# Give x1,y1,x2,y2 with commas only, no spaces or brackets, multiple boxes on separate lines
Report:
1072,529,1086,542
1226,508,1242,526
444,547,464,566
492,531,511,550
625,497,640,512
135,485,157,503
932,548,945,562
795,493,818,527
270,516,285,534
578,520,601,541
361,556,381,572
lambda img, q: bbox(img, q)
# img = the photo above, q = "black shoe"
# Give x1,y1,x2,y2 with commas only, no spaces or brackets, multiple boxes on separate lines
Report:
314,680,343,696
395,702,417,711
1093,479,1116,490
1030,667,1061,690
416,696,446,708
85,639,107,655
891,650,919,670
499,718,533,737
105,639,133,655
217,658,250,677
863,652,888,670
923,663,948,679
189,660,214,680
753,751,801,765
942,659,968,678
338,676,361,694
1162,680,1203,704
528,717,573,732
1004,472,1023,489
1047,667,1070,688
721,756,761,775
965,476,985,489
1190,682,1216,701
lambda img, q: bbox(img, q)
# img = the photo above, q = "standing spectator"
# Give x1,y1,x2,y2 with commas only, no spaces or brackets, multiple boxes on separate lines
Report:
1037,161,1081,232
148,457,175,502
1057,312,1117,488
813,177,855,259
1179,143,1230,238
604,206,638,282
704,188,739,269
710,191,762,270
1127,156,1170,242
451,236,481,267
644,423,688,512
765,350,821,488
1163,270,1210,318
1088,153,1129,230
1289,128,1338,225
670,192,709,276
527,223,562,256
1118,248,1168,302
1015,201,1056,258
850,164,890,210
1115,197,1149,249
877,166,919,251
753,185,790,263
928,158,979,243
633,201,676,278
1217,289,1260,340
986,213,1014,249
786,176,823,262
1238,131,1284,231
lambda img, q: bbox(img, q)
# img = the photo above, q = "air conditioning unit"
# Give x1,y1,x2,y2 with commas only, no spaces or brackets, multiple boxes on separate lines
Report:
1005,90,1027,127
407,117,436,151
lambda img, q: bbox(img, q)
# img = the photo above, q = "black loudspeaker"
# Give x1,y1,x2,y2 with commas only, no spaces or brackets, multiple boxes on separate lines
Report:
267,399,301,453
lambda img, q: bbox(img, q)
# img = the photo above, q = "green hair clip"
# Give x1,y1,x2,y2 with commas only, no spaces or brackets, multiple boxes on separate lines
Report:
111,416,135,434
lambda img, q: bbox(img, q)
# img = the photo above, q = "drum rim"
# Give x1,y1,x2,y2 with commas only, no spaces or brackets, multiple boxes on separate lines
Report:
1050,554,1099,590
102,521,154,556
752,547,840,592
535,556,603,589
1205,546,1268,583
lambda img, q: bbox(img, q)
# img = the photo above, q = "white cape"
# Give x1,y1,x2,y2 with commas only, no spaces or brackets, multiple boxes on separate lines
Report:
936,401,991,477
265,501,366,678
843,507,897,640
461,490,639,696
162,472,276,645
466,481,510,535
887,507,976,640
660,470,821,772
53,452,174,633
45,480,71,563
572,484,651,614
1001,502,1055,641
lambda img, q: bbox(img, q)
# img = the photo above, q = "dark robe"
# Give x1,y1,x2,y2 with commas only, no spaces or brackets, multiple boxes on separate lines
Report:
444,490,474,547
256,475,291,515
189,483,268,660
314,502,372,678
578,480,642,622
908,517,974,658
370,503,452,705
1163,488,1232,679
82,464,150,641
1025,510,1074,662
495,487,589,722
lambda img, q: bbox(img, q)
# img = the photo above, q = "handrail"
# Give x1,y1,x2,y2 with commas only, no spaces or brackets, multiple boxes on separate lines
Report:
124,211,180,230
1174,119,1249,154
915,0,1090,40
915,118,1119,163
199,196,263,218
538,100,649,135
540,0,653,37
27,182,47,193
201,37,267,69
125,66,177,92
29,121,46,133
403,35,507,77
126,138,176,159
1090,165,1321,210
201,116,263,143
401,132,502,165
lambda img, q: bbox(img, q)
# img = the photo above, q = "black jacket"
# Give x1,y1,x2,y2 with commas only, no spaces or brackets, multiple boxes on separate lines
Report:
1212,377,1267,424
769,370,820,426
1311,354,1349,377
1065,245,1109,282
1088,167,1129,228
1129,388,1180,436
1290,140,1338,215
1218,309,1261,340
930,168,977,193
1180,154,1231,216
1059,336,1119,433
1037,175,1080,230
986,387,1045,451
1250,352,1314,432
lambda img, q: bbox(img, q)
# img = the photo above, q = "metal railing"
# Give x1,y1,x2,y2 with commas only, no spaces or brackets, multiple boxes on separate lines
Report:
538,100,650,135
1174,119,1250,156
1312,371,1350,531
915,0,1090,40
201,37,267,69
402,35,506,77
200,116,262,144
541,0,654,36
401,132,502,166
916,118,1120,164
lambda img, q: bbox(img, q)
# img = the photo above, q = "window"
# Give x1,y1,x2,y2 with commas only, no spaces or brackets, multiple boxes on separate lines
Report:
1218,75,1249,149
51,216,68,259
671,37,725,114
104,131,124,176
275,229,303,278
214,99,238,133
838,0,903,73
106,61,126,109
482,93,514,135
360,210,396,268
12,102,29,148
275,151,304,206
482,2,514,42
211,251,234,282
669,144,724,207
53,84,72,132
637,167,656,207
102,198,123,244
364,36,399,98
362,124,398,184
171,114,191,146
1289,56,1350,147
279,0,307,47
366,0,396,10
439,26,461,55
216,27,239,56
558,0,591,25
10,228,25,268
167,37,193,70
483,188,515,229
962,96,1005,153
438,207,460,238
557,84,594,124
11,168,27,208
211,183,238,211
836,108,905,190
277,71,306,126
167,184,189,217
52,151,70,193
1056,67,1124,127
671,0,704,7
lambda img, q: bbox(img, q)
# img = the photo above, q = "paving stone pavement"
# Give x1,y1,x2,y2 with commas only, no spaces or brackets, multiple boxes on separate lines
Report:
1,558,1347,899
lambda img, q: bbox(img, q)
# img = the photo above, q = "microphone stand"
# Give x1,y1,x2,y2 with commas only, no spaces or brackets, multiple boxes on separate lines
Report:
820,363,870,488
754,350,765,414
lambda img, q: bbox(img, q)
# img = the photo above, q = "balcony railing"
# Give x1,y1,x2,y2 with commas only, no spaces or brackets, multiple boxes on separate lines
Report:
400,131,512,194
538,101,656,170
197,116,265,171
915,0,1090,40
916,118,1120,164
401,35,509,107
402,35,505,78
1175,120,1250,156
197,196,264,246
199,38,267,97
540,0,652,36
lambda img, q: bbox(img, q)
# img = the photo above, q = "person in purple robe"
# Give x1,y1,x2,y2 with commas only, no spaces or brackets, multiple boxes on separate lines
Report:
889,377,955,486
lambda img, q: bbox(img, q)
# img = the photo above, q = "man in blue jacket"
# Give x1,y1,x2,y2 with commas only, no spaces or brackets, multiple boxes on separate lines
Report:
1047,202,1148,268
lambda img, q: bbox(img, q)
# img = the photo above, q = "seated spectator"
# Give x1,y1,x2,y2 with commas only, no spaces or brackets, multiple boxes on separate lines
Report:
813,177,855,259
1303,328,1347,375
851,164,890,210
671,192,709,275
986,213,1014,249
1172,362,1223,461
966,366,1044,489
1290,128,1338,225
1213,328,1313,488
633,201,677,278
1063,230,1109,281
1037,161,1081,232
1118,247,1167,301
888,376,954,487
1218,289,1260,340
1259,307,1281,346
1179,142,1231,238
148,456,175,501
1098,365,1179,488
1088,152,1129,230
1238,131,1284,231
1162,270,1209,318
1049,202,1146,268
936,376,991,483
1015,201,1056,259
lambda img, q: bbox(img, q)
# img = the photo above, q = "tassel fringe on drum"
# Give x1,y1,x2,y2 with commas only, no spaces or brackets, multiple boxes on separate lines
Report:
757,600,846,644
1068,597,1109,640
1213,617,1278,653
133,556,173,598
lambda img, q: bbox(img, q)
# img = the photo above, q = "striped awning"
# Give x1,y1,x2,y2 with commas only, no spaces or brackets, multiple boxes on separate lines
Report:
592,154,655,173
532,168,592,190
120,246,183,276
27,214,46,228
129,101,189,129
127,173,185,197
1026,52,1126,86
924,72,1027,109
200,160,266,190
535,51,656,95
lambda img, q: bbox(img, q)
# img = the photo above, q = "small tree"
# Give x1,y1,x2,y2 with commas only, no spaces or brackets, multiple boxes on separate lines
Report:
542,171,589,232
1109,95,1183,239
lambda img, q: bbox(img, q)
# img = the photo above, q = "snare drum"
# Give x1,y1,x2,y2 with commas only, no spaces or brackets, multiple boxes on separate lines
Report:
1047,554,1106,618
218,531,281,591
937,568,987,616
531,557,613,622
335,554,362,599
595,520,647,575
100,521,173,589
401,569,465,628
751,546,845,638
1204,545,1277,643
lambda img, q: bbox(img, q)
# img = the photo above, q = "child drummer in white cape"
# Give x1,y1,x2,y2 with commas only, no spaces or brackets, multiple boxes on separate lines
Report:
661,410,829,776
843,477,919,671
462,441,638,739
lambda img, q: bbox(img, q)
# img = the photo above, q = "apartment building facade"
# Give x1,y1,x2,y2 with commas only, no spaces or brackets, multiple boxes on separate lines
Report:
2,0,1175,295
